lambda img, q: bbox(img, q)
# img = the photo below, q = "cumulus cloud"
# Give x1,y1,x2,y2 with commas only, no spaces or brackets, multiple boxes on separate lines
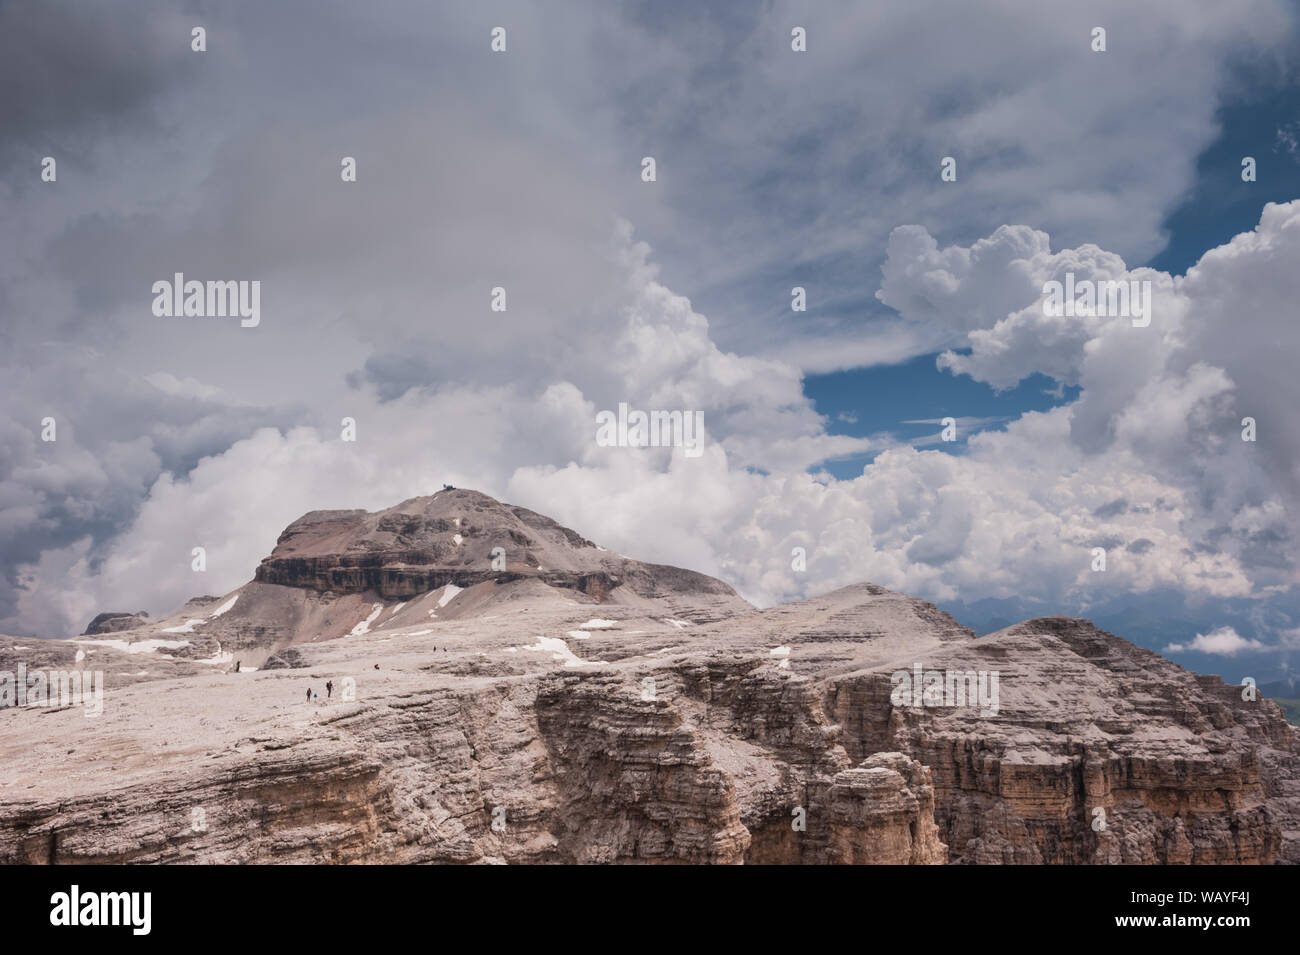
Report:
9,204,1300,641
613,0,1298,363
516,205,1300,620
1164,626,1265,656
874,201,1300,596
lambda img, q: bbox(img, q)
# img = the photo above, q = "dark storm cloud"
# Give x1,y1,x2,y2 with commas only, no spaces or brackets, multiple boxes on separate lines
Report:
346,353,439,403
1093,498,1128,519
0,0,194,164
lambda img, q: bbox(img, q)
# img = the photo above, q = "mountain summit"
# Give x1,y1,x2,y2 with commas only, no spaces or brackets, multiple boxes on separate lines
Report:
255,487,743,607
72,488,749,666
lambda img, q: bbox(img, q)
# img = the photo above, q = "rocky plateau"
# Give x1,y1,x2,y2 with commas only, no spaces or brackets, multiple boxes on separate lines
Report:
0,489,1295,865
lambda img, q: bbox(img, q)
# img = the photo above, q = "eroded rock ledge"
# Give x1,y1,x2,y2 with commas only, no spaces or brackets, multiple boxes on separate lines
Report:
0,658,944,865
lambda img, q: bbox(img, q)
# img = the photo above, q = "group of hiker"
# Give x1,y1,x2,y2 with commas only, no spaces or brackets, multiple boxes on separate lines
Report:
305,680,335,703
295,640,453,703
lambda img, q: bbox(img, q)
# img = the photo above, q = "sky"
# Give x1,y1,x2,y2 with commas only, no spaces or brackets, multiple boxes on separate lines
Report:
2,0,1300,687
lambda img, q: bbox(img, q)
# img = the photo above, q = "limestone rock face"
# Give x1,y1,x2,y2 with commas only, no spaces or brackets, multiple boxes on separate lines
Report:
827,754,946,865
822,616,1299,864
0,654,938,865
2,490,1296,865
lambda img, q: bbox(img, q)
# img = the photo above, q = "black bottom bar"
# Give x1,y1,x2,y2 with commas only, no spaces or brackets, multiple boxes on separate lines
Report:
0,864,1277,942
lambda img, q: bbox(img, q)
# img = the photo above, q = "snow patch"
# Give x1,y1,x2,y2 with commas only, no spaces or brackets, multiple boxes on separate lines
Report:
162,618,207,634
579,618,618,630
453,533,464,545
567,631,590,641
389,602,406,616
518,636,606,668
350,603,385,637
770,645,791,669
664,618,692,630
197,652,234,666
437,584,462,608
208,594,239,618
407,629,434,636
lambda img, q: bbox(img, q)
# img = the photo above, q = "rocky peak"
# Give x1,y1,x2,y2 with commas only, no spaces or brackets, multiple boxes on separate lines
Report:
81,611,150,635
253,487,744,608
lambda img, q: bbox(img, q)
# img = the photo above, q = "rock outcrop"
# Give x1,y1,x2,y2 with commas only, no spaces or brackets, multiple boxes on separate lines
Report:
82,611,149,635
254,489,745,616
822,616,1297,864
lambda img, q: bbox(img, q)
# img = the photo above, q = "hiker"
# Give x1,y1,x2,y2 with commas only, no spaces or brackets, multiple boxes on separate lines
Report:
374,663,380,670
306,687,311,702
234,660,241,673
326,680,333,698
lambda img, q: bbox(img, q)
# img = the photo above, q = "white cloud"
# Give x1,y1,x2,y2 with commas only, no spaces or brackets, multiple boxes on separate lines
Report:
1164,626,1265,656
872,201,1300,596
11,204,1300,637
